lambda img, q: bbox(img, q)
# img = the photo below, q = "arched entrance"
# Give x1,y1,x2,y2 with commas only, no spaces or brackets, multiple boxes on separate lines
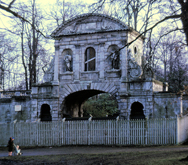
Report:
40,104,52,121
61,89,119,118
130,102,145,119
62,90,105,118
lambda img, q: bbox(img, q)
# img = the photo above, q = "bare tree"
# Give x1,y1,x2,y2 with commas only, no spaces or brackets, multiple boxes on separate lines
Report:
21,19,28,90
0,32,20,90
90,0,188,46
22,0,52,89
1,0,53,90
148,32,188,92
0,0,86,90
44,0,88,34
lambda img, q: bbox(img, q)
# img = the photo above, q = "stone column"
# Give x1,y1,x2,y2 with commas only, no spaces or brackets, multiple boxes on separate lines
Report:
53,42,59,85
74,46,80,80
121,47,127,81
119,47,128,95
52,100,59,121
118,98,128,119
99,45,104,79
30,86,38,121
31,99,38,121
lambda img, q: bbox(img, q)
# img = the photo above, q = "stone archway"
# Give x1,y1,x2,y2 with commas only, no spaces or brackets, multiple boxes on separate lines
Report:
40,104,52,121
130,102,145,119
61,90,106,118
60,82,119,118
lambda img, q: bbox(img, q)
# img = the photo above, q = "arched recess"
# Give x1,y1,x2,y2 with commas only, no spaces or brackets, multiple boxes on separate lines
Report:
130,102,145,119
107,45,120,70
62,49,73,72
40,104,52,121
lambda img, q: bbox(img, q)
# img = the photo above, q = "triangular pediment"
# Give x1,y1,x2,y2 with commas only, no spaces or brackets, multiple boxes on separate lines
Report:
51,13,128,38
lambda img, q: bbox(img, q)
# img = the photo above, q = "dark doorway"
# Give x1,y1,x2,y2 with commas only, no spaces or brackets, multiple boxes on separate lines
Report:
40,104,52,121
130,102,145,119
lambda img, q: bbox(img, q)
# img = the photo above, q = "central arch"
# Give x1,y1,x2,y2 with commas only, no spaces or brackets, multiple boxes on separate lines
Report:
60,82,119,118
61,90,106,118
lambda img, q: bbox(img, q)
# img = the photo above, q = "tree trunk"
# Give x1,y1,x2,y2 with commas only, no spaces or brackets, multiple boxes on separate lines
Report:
32,0,36,85
181,11,188,45
179,1,188,45
21,21,28,90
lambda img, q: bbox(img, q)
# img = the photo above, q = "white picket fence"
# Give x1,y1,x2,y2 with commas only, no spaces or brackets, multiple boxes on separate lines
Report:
0,118,179,147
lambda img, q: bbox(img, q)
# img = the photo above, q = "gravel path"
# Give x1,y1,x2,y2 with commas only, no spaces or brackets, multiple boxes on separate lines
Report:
0,145,188,157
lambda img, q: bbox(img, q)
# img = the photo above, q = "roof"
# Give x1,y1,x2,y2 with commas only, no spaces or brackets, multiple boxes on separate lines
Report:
51,13,129,38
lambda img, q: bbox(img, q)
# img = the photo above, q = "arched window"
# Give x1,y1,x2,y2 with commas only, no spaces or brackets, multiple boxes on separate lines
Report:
85,47,95,71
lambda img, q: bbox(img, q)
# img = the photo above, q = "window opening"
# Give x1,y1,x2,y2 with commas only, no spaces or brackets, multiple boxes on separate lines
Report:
134,47,137,54
85,47,95,71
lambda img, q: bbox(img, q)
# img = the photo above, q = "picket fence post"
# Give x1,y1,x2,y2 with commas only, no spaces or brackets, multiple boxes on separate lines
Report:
176,115,179,144
145,117,148,145
88,120,91,145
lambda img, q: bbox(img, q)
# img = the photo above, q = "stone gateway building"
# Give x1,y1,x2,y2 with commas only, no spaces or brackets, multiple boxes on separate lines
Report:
0,13,188,122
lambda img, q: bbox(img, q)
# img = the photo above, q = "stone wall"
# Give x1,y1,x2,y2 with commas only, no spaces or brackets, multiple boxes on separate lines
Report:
182,95,188,115
153,93,182,118
127,30,143,66
0,96,31,123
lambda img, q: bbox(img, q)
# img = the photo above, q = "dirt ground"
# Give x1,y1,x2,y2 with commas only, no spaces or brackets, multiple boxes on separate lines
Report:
1,145,188,164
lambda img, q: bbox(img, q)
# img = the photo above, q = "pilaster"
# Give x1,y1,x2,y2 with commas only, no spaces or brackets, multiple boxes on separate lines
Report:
53,42,60,83
119,47,128,95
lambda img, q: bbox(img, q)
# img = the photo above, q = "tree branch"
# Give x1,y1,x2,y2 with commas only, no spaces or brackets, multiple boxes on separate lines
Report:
0,3,47,38
118,14,182,51
153,27,184,53
90,0,106,13
8,0,16,8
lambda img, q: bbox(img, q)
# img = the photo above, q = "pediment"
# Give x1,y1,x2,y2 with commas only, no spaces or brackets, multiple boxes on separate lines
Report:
51,13,128,38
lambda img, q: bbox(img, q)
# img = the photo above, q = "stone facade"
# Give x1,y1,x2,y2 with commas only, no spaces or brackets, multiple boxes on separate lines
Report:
0,13,188,122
